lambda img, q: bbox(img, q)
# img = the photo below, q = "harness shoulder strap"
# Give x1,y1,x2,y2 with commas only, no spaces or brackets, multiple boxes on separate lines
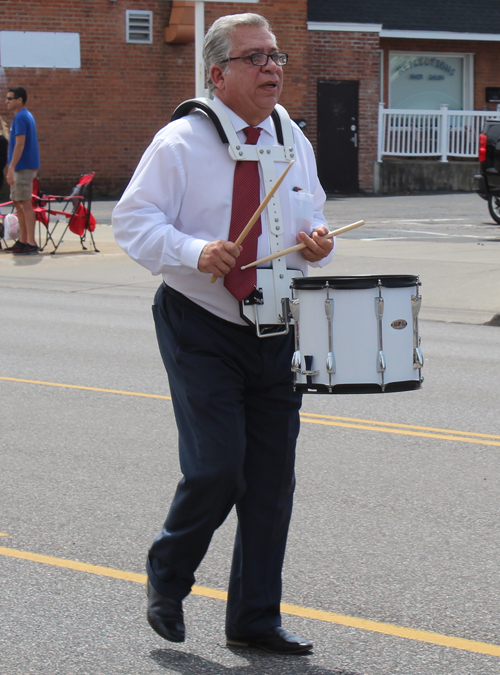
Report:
171,97,287,147
171,97,231,143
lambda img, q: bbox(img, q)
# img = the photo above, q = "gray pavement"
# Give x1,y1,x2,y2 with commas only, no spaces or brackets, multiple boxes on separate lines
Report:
321,192,500,324
2,191,500,674
3,191,498,325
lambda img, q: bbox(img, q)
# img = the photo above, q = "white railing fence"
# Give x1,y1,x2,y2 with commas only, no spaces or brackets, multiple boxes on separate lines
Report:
377,103,500,162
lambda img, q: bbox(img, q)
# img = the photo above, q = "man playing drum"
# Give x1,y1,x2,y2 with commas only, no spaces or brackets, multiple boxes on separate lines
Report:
112,12,334,654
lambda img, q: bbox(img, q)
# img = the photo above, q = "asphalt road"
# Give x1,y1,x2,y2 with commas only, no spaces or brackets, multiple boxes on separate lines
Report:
1,192,500,674
324,192,500,242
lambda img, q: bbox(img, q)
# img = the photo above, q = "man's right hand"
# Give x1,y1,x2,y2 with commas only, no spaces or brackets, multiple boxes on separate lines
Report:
198,240,242,278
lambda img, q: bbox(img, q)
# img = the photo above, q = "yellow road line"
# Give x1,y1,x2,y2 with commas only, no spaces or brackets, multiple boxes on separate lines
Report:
301,417,500,447
0,533,9,537
0,376,172,400
1,376,499,447
280,601,500,657
300,412,500,440
0,545,145,584
1,545,499,657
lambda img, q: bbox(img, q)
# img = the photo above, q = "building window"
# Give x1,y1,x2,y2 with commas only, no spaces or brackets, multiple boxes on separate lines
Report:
389,52,473,110
126,10,153,44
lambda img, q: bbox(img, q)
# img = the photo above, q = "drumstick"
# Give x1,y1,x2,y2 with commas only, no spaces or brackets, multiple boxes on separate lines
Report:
210,160,295,283
240,220,364,269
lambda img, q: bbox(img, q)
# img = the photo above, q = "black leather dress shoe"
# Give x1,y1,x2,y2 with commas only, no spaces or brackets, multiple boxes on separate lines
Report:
146,579,185,642
226,626,313,654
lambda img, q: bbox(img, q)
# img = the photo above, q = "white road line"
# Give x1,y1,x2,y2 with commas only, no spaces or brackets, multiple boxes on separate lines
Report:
404,230,449,236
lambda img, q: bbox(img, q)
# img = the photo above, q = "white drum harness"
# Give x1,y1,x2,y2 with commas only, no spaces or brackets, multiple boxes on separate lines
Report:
171,98,303,337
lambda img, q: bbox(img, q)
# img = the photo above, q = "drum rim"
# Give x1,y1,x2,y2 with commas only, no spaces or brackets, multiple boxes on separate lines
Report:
292,274,420,290
294,379,423,394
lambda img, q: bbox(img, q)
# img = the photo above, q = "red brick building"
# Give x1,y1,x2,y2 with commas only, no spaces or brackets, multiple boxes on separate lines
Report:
1,0,500,195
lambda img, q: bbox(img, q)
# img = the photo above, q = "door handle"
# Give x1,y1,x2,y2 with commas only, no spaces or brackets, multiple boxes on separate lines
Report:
350,132,358,148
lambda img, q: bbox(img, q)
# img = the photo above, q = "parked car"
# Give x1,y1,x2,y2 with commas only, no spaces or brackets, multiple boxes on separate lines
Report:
475,120,500,223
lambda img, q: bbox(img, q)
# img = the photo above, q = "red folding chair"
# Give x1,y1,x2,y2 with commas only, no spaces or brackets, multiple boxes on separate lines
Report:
36,172,98,254
32,178,50,237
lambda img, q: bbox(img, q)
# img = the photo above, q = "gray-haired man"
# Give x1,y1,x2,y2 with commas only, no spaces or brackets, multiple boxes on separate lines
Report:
113,13,334,654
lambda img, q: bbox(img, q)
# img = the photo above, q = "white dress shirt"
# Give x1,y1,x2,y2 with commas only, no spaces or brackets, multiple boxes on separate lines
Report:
112,97,335,324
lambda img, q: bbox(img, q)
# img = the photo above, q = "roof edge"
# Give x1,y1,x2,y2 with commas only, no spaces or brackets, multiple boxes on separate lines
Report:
307,21,500,41
380,29,500,41
307,21,382,33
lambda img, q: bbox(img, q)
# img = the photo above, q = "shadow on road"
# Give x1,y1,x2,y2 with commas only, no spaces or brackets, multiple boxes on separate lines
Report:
150,648,363,675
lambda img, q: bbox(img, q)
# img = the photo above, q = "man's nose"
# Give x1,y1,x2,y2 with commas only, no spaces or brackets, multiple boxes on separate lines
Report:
262,56,279,73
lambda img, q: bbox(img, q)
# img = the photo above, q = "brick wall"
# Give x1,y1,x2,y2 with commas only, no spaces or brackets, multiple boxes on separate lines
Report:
0,0,312,196
1,0,176,195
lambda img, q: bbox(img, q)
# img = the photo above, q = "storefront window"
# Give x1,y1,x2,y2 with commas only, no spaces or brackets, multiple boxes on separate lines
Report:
389,52,470,110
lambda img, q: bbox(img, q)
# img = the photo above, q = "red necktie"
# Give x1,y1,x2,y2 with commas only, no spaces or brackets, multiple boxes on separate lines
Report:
224,126,262,301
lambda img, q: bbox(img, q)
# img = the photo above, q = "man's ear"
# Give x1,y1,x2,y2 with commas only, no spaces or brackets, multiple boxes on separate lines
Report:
210,64,225,91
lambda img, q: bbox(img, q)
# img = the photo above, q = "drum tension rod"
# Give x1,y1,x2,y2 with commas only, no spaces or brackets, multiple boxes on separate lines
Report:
377,280,386,391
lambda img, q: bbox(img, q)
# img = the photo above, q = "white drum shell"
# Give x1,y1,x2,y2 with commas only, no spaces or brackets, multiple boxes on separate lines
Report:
292,276,422,393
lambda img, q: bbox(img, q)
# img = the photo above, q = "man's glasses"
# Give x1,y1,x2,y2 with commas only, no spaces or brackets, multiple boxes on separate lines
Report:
226,52,288,67
6,97,15,101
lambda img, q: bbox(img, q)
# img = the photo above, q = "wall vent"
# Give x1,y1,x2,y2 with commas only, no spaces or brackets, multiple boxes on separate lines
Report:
126,10,153,44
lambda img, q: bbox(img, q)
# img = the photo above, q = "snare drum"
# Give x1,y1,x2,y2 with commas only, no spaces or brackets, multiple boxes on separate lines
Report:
290,275,423,393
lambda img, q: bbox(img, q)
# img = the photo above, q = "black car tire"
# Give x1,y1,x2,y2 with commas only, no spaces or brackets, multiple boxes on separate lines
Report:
488,195,500,224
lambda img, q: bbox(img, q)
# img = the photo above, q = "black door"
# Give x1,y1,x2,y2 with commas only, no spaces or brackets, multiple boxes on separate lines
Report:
317,80,359,194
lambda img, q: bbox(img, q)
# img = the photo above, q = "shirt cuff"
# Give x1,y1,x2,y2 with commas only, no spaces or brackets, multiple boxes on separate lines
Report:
178,237,210,270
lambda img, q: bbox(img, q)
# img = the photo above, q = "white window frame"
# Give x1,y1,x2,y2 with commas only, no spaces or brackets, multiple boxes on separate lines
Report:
126,10,153,44
379,49,384,103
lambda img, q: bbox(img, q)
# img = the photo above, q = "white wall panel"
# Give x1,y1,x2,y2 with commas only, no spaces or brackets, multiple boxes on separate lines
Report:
0,32,80,68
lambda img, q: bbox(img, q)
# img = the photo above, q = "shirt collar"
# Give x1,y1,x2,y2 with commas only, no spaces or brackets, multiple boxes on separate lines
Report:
211,95,275,141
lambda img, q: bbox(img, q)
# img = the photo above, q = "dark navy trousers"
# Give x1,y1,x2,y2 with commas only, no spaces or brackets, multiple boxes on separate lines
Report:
147,283,302,637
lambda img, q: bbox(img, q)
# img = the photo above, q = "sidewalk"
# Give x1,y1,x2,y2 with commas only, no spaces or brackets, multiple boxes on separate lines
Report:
1,196,499,325
318,238,500,324
319,192,500,324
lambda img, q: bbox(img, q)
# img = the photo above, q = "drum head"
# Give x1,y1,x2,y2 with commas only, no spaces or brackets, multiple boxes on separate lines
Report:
292,275,419,290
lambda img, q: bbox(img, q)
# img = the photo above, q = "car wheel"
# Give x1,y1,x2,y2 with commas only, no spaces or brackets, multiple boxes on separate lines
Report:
488,195,500,224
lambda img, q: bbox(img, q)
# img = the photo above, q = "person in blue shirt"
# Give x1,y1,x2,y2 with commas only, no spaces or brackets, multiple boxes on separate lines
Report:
5,87,40,255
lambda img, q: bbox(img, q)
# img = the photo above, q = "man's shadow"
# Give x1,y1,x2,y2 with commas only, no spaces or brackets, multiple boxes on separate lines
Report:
150,648,362,675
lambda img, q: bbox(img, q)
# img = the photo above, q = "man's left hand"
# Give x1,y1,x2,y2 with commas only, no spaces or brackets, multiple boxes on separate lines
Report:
6,167,15,187
297,225,333,263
